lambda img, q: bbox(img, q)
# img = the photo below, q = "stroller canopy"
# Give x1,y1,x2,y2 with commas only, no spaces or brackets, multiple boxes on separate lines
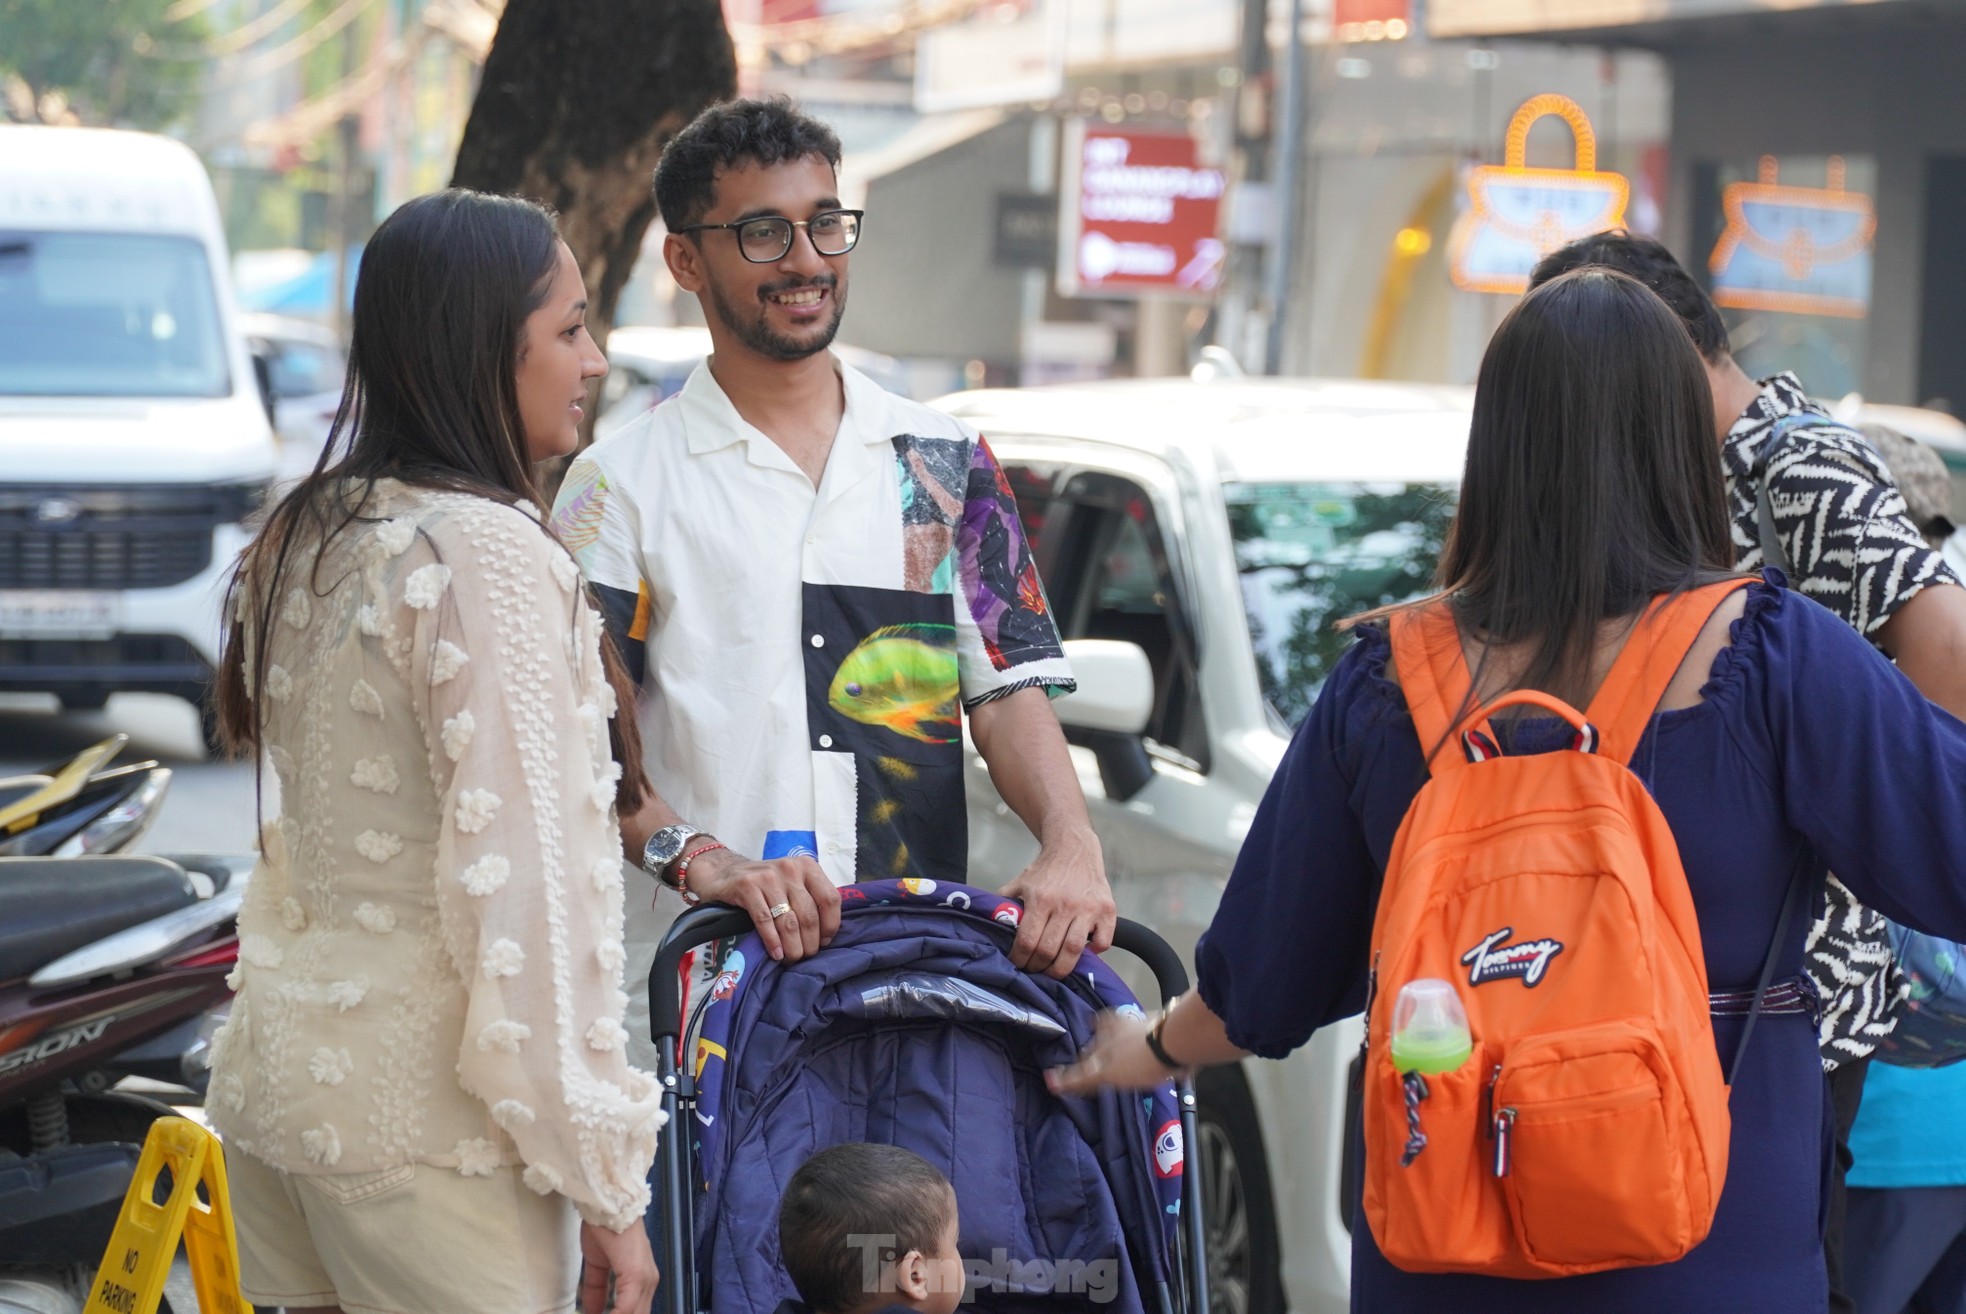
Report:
685,880,1185,1314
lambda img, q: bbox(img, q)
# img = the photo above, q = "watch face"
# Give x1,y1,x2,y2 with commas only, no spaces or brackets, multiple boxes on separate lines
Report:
646,827,689,867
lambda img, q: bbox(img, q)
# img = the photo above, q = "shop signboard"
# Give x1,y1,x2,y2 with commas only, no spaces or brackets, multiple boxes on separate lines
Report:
995,192,1058,269
1334,0,1413,40
1708,156,1874,319
1429,0,1911,39
1057,122,1227,299
1448,94,1629,295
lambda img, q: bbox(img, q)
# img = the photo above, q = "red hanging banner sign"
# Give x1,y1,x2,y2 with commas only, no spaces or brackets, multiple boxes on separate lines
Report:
1058,123,1227,299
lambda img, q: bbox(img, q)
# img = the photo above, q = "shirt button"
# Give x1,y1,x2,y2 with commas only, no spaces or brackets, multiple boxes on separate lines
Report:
810,634,825,648
818,734,833,749
826,841,842,855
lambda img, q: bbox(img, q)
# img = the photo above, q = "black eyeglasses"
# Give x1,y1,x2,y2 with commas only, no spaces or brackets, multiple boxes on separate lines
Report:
675,209,864,263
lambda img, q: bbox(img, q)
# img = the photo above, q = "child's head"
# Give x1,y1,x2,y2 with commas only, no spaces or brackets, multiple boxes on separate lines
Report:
778,1143,962,1314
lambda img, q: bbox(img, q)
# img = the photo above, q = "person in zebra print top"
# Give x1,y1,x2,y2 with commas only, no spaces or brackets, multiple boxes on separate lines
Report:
1532,232,1966,1314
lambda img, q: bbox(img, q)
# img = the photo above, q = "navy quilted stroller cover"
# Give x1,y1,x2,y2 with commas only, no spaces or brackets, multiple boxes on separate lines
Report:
679,880,1187,1314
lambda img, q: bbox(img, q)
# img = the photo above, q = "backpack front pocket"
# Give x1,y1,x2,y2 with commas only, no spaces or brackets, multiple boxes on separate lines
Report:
1493,1020,1697,1272
1364,1042,1510,1272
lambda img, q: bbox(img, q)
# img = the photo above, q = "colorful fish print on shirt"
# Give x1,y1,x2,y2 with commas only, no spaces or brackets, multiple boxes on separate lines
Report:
827,623,959,745
803,583,967,883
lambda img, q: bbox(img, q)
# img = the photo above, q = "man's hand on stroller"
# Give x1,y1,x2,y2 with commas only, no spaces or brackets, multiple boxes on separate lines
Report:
968,687,1117,977
578,1218,658,1314
1002,822,1117,978
686,848,842,962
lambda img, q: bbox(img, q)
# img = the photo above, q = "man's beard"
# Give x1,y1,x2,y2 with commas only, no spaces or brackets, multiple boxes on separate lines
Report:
707,272,847,362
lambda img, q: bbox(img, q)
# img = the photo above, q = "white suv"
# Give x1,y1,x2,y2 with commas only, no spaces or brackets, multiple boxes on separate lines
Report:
0,127,278,744
934,376,1471,1314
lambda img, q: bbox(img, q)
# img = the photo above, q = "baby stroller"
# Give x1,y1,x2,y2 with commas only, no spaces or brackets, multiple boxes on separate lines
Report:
648,879,1210,1314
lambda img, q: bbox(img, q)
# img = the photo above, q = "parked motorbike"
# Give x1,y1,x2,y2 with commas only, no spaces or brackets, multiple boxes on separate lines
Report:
0,736,173,860
0,851,248,1314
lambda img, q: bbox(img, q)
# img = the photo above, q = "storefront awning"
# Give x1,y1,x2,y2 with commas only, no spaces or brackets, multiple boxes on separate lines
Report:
1429,0,1953,45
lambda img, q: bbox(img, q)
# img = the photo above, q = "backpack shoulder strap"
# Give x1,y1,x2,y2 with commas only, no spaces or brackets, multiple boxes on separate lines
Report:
1755,480,1790,574
1585,579,1756,765
1751,412,1822,573
1387,600,1474,777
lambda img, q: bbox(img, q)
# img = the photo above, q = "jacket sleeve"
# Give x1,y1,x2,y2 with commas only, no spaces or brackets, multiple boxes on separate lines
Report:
1764,423,1960,639
406,499,662,1232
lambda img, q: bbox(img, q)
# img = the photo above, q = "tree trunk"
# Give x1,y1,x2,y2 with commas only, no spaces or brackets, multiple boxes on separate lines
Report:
451,0,737,448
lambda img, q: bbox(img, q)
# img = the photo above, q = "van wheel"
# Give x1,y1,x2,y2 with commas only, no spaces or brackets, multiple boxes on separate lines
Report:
1195,1065,1284,1314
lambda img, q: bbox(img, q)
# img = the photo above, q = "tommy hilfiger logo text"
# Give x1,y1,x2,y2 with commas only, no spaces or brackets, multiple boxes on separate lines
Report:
1461,928,1564,987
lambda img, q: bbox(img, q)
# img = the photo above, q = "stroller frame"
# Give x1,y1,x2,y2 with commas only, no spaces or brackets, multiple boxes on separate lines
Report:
649,904,1212,1314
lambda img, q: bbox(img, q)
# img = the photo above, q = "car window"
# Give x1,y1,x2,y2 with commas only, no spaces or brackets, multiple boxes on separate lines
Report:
0,231,228,398
1094,512,1163,614
266,342,343,399
1229,480,1455,728
1058,482,1210,771
1002,461,1057,552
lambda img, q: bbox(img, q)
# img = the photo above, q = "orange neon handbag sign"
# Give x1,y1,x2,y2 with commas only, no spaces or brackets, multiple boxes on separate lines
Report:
1708,156,1875,319
1449,94,1630,295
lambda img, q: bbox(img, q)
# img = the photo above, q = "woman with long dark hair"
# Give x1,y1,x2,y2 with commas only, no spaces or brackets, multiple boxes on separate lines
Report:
1051,269,1966,1310
209,189,661,1314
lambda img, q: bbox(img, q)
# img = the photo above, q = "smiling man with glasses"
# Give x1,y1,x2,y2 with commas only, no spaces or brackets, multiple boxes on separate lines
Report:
550,98,1115,1074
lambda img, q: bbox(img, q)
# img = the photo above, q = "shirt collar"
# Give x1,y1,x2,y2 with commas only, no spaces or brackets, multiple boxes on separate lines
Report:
678,354,891,457
1727,370,1814,440
1721,370,1828,471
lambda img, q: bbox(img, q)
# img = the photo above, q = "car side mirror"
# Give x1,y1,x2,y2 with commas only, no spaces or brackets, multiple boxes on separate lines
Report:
1055,639,1156,802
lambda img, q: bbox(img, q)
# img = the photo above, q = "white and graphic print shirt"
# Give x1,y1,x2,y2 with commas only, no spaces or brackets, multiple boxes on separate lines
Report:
551,359,1074,887
1723,372,1961,1070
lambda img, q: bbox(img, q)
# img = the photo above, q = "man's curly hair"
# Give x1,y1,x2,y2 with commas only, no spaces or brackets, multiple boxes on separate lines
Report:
655,97,843,232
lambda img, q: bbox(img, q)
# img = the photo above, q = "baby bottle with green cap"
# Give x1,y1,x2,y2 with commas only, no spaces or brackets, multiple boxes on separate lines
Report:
1389,978,1473,1075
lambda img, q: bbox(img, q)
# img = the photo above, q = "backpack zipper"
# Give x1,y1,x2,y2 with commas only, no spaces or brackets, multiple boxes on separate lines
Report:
1482,1063,1502,1135
1364,950,1382,1024
1492,1107,1516,1177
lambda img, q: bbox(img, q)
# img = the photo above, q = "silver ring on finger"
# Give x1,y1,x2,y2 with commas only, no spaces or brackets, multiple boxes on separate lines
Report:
768,901,794,919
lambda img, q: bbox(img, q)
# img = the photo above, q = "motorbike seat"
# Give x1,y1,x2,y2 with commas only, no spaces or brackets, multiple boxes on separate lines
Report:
0,857,199,983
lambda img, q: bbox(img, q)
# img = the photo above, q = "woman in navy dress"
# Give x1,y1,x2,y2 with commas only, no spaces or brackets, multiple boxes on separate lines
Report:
1049,268,1966,1312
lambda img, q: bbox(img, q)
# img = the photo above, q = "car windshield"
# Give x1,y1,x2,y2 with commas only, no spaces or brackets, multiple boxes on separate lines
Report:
0,231,229,398
262,338,344,399
1229,480,1455,728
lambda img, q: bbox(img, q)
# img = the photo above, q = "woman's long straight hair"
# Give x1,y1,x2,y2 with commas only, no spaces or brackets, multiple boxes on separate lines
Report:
1428,267,1737,708
213,189,648,811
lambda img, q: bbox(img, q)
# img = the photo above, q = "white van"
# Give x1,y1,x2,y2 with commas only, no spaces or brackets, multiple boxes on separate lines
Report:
0,127,277,745
936,375,1473,1314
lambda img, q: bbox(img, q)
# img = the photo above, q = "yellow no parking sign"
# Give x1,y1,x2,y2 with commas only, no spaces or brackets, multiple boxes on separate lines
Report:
84,1116,247,1314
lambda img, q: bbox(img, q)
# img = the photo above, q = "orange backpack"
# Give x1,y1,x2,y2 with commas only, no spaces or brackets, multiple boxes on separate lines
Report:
1362,580,1751,1279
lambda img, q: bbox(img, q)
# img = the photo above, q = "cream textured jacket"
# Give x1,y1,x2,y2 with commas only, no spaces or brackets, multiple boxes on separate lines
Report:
208,480,662,1233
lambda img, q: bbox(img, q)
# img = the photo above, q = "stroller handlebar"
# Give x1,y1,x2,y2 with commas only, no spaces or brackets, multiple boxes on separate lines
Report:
1109,917,1192,1002
648,904,756,1043
646,902,1192,1044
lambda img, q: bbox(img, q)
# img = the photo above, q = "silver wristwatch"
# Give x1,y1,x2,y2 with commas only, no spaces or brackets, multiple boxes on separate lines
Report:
641,823,705,884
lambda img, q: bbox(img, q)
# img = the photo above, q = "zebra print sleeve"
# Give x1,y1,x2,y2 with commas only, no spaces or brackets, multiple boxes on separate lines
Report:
1760,419,1960,638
